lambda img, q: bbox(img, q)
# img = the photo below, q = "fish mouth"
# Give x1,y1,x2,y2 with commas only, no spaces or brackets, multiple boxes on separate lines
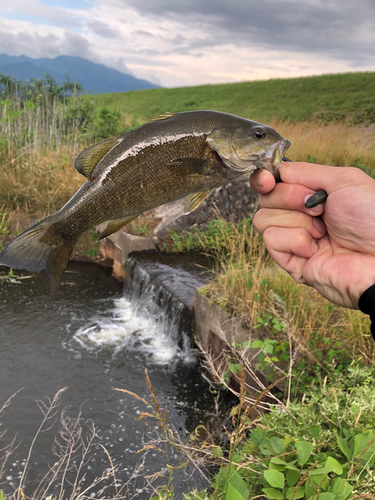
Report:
270,138,291,172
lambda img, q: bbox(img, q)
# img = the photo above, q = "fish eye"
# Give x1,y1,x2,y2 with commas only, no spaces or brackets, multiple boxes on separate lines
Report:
251,129,265,139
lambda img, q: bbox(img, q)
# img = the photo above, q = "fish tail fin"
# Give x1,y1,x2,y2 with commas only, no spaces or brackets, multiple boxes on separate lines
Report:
0,218,74,295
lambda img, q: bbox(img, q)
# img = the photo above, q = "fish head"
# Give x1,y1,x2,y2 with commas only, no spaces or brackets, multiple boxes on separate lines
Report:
206,123,291,178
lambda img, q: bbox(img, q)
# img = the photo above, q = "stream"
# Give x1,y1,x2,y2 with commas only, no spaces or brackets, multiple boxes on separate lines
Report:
0,255,215,498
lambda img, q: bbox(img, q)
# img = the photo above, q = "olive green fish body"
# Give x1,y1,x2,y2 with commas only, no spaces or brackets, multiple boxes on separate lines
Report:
0,111,291,293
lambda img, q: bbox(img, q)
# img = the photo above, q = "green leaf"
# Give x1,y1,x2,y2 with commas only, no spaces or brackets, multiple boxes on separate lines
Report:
251,340,264,348
25,100,36,110
262,488,283,500
226,470,249,500
308,425,320,438
269,437,285,454
350,404,360,415
325,457,343,475
212,446,223,458
337,435,351,460
284,463,300,472
305,479,314,500
270,458,288,466
312,473,327,485
296,441,314,466
354,432,370,458
307,468,332,476
230,363,242,375
286,486,304,499
269,462,286,472
317,493,335,500
226,482,247,500
251,428,267,446
230,406,239,417
330,478,353,499
264,470,285,489
286,469,300,487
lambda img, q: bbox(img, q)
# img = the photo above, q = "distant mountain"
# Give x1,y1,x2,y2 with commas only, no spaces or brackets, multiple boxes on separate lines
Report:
0,54,161,94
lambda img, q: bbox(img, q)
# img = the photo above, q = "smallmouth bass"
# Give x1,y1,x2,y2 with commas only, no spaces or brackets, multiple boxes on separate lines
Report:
0,110,291,293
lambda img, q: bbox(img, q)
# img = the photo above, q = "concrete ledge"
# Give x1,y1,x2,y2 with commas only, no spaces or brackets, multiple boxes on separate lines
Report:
97,225,156,279
194,292,285,413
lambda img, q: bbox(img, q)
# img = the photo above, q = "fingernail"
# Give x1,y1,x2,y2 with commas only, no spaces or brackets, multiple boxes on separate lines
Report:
304,194,313,205
313,217,325,233
311,239,319,254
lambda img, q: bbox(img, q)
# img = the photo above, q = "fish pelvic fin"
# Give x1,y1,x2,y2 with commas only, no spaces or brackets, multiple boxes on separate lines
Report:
184,190,210,214
98,215,138,240
0,220,74,295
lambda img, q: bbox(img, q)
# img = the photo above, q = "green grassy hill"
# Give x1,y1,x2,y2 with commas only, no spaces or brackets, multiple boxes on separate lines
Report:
91,72,375,126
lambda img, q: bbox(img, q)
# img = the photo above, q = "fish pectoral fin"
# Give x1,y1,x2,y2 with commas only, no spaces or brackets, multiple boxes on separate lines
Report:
152,112,175,121
168,157,208,175
98,216,138,240
74,137,123,178
184,191,210,214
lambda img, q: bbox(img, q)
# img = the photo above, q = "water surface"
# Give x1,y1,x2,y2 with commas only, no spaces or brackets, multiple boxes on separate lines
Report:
0,260,214,497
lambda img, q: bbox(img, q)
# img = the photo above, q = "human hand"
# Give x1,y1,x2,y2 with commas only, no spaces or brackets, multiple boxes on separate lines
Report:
250,162,375,309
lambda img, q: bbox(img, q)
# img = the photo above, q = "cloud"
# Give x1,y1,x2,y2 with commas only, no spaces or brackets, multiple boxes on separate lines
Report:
0,0,374,87
87,20,120,38
112,0,375,64
1,0,82,28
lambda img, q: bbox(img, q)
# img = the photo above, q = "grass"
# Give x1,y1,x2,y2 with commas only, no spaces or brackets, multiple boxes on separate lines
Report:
1,71,374,221
195,219,375,364
2,71,375,500
91,72,375,126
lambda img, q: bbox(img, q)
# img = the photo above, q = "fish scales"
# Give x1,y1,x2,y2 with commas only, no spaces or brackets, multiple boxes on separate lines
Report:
0,110,291,293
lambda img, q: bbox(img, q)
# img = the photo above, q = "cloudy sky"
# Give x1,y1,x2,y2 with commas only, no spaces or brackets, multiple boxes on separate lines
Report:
0,0,374,87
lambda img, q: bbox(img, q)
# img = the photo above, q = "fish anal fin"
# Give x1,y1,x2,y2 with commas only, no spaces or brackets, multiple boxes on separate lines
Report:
98,216,138,240
184,191,210,214
74,137,122,178
152,112,175,121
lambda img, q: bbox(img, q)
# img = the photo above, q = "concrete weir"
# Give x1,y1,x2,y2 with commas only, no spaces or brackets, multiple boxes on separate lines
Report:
98,226,285,414
97,224,156,279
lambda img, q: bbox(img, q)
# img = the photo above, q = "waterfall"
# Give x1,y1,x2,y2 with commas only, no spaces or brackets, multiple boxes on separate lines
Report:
69,254,211,365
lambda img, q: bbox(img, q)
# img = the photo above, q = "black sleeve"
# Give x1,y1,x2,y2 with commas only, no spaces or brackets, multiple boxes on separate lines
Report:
358,284,375,341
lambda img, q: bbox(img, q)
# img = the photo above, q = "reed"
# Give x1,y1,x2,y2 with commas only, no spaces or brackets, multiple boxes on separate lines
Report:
270,119,375,171
201,220,375,364
1,120,373,219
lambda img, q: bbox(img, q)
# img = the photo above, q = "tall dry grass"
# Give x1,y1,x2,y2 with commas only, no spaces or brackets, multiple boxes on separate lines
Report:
270,120,375,170
201,221,375,364
1,120,374,219
0,149,84,217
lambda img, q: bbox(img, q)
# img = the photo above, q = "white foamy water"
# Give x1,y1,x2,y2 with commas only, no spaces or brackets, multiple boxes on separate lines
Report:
68,264,196,365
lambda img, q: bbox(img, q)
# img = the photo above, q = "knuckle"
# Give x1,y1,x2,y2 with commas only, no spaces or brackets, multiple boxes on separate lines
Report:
294,228,309,250
282,183,296,207
263,227,276,246
253,210,265,233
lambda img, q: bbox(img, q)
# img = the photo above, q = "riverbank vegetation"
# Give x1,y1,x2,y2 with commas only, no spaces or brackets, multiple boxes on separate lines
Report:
1,71,375,499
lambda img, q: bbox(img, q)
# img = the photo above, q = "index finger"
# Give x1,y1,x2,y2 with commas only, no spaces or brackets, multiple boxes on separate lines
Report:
259,182,325,216
279,162,366,193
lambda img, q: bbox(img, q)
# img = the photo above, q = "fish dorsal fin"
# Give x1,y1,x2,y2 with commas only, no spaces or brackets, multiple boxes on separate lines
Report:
98,216,138,240
184,191,210,214
74,137,121,178
152,112,175,121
